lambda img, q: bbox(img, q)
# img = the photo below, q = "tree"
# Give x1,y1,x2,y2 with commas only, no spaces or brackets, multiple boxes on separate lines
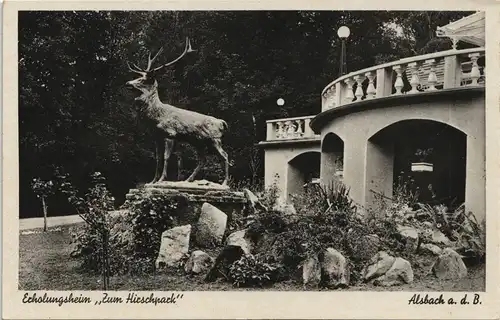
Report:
30,178,55,231
19,11,474,218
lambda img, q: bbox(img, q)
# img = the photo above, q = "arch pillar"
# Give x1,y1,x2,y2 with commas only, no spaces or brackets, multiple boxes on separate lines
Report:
465,134,485,221
364,139,394,209
342,135,367,208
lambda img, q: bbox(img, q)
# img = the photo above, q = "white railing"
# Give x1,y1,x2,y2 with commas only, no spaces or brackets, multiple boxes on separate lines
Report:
321,48,485,111
265,115,319,141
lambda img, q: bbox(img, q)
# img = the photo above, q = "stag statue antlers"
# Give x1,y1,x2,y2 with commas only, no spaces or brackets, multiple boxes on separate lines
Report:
126,38,231,186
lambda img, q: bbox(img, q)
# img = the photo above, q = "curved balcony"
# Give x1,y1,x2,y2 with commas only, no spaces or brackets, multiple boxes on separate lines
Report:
320,48,485,112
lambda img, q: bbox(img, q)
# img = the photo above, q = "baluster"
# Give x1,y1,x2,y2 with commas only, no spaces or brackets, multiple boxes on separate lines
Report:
407,62,420,94
365,71,376,99
425,59,438,91
329,88,336,109
275,121,283,139
295,119,304,137
482,66,486,84
344,78,355,104
325,88,333,109
353,75,365,101
393,65,404,95
469,53,481,86
285,120,295,138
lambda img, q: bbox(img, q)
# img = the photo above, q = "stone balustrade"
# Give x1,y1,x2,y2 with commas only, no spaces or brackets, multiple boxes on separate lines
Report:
265,115,319,141
321,48,485,111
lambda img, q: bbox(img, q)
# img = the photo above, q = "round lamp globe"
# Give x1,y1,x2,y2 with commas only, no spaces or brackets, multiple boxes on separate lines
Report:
337,26,350,39
277,98,285,106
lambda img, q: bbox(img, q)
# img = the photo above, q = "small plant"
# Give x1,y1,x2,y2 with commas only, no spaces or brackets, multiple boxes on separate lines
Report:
415,148,433,162
260,181,281,210
453,211,486,260
393,173,419,208
228,254,280,288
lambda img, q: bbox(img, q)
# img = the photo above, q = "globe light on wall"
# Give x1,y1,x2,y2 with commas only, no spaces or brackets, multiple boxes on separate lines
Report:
277,98,285,106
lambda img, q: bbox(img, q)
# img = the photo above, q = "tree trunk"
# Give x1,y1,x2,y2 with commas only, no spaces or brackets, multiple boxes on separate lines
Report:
42,196,48,232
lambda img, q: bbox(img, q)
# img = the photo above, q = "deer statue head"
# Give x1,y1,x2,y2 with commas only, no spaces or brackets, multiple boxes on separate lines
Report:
126,37,195,100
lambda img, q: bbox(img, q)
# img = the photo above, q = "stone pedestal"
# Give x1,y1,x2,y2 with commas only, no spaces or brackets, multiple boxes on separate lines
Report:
125,180,247,226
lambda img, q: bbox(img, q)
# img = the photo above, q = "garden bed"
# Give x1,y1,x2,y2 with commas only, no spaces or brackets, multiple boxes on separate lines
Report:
19,226,485,291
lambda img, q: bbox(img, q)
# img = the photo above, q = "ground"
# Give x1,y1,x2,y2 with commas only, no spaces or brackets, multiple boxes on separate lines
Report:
19,226,485,291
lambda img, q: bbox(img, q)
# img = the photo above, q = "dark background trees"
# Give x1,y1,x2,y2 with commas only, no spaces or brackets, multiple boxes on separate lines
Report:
18,10,474,218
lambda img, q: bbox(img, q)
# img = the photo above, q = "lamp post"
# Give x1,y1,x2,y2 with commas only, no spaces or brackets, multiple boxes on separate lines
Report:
337,26,350,77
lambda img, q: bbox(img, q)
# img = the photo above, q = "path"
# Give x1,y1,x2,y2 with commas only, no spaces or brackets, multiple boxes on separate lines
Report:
19,210,128,230
19,215,83,231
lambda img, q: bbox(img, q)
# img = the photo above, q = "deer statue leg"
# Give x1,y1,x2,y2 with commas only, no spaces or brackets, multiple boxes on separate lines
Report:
150,137,165,184
212,139,230,186
185,148,206,182
157,138,175,182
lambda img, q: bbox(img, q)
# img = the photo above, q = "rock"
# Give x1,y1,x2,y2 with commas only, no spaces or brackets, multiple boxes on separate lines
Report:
431,230,452,246
205,245,245,282
397,225,419,252
196,203,228,247
420,243,443,256
226,229,253,255
303,255,321,288
243,188,268,214
373,257,414,287
363,251,396,282
432,248,467,280
184,250,213,275
321,248,350,288
155,225,191,269
422,221,434,228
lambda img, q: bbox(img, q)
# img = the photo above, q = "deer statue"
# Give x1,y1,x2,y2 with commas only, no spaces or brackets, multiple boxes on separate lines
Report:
126,38,231,186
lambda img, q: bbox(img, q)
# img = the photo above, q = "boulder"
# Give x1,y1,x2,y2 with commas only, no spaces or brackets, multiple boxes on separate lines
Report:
420,243,443,256
226,229,253,255
243,188,268,214
302,255,321,288
432,248,467,280
363,251,396,282
205,245,245,282
155,224,191,269
373,257,414,286
184,250,213,275
431,230,452,246
196,203,227,247
321,248,350,288
397,225,419,252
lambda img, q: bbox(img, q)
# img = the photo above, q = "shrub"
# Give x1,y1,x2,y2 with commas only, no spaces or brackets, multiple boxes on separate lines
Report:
228,254,280,288
68,176,188,275
62,173,115,274
256,182,372,282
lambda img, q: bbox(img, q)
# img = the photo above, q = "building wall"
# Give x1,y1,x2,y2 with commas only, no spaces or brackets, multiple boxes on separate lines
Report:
263,143,320,201
318,95,485,221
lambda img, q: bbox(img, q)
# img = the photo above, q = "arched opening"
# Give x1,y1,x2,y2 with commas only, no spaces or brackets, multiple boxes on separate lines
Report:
366,119,466,211
321,133,344,186
286,151,321,200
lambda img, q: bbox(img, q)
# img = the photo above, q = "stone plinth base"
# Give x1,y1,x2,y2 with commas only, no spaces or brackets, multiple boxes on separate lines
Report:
125,180,246,226
144,180,230,194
